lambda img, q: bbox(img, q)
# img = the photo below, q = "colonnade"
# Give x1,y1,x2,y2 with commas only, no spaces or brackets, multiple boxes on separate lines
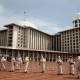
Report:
0,48,77,62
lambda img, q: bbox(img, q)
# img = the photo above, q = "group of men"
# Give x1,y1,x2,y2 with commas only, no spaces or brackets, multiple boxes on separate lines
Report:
0,54,80,79
0,54,46,73
56,56,80,79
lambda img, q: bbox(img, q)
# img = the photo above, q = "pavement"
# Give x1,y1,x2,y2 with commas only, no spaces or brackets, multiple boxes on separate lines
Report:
0,62,78,80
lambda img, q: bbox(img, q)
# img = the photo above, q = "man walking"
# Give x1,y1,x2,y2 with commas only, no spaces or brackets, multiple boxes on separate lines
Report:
15,54,22,71
24,56,29,73
76,56,80,79
68,56,75,75
10,55,15,72
57,56,63,75
0,55,6,71
39,55,46,73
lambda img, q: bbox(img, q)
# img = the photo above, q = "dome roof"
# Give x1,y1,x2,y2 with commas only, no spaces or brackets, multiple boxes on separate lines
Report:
14,21,37,29
73,12,80,20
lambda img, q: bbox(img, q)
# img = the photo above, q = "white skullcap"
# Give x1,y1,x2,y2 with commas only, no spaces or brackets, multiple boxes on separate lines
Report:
58,56,60,58
78,56,80,59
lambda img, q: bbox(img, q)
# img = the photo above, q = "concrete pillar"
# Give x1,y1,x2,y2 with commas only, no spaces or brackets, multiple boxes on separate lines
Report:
12,49,14,56
28,51,29,58
37,51,38,62
33,51,35,62
55,53,57,61
0,48,1,54
66,54,67,61
45,52,46,61
66,53,68,61
52,53,53,62
62,53,63,61
6,49,8,60
64,54,66,61
18,50,19,56
67,53,69,59
41,51,42,56
49,52,50,62
23,50,25,61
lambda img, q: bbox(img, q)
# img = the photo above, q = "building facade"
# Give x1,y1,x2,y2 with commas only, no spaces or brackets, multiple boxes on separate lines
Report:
0,12,80,61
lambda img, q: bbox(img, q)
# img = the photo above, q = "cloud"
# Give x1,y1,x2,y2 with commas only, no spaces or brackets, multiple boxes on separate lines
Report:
0,4,4,14
0,15,72,35
27,18,72,34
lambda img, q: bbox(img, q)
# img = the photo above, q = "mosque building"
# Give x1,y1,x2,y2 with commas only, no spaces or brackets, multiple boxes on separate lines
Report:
0,12,80,61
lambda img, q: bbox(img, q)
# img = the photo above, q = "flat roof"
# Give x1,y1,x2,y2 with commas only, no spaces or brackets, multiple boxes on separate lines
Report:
58,27,80,33
4,23,51,36
0,28,7,31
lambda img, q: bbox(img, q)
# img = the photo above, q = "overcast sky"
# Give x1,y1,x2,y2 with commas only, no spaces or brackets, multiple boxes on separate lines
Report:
0,0,80,34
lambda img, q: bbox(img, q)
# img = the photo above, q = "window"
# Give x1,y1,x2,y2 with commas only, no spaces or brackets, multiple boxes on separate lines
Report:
75,20,77,23
75,24,78,27
18,44,19,46
19,27,20,30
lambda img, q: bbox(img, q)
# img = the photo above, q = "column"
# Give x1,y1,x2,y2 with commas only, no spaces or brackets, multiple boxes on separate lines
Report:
49,52,50,62
0,48,1,54
37,51,38,62
12,49,14,56
33,51,34,62
6,49,8,60
28,51,29,58
23,50,25,61
62,53,63,61
55,53,57,61
45,52,46,61
66,53,68,61
52,53,53,62
18,50,19,56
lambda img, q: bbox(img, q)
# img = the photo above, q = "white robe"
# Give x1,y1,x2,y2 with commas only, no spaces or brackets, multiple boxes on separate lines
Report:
24,57,29,72
1,57,6,70
15,57,22,70
40,58,46,72
76,58,80,77
68,58,75,74
57,59,63,74
10,57,15,71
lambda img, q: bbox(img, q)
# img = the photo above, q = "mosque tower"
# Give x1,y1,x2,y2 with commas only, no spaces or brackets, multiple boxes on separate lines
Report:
73,12,80,27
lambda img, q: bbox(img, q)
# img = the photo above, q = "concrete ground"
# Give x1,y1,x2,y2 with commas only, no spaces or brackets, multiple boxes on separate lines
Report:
0,62,78,80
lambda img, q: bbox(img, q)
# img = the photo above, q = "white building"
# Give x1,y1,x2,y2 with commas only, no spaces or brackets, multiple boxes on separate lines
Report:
0,12,80,62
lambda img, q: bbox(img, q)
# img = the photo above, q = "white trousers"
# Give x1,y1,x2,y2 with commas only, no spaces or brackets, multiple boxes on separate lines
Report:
16,62,20,70
10,62,15,71
1,62,6,70
24,63,29,72
69,64,74,74
76,66,80,77
57,64,63,74
40,63,45,71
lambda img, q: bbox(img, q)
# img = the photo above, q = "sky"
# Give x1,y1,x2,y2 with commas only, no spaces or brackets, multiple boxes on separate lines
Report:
0,0,80,34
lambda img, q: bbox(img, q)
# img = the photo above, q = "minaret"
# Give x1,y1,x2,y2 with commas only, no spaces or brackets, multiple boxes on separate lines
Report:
73,12,80,27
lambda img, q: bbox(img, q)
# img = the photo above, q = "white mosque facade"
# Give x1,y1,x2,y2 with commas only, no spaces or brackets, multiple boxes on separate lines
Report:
0,12,80,61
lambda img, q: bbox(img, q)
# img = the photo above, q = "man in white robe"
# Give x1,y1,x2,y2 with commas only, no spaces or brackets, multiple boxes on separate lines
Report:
39,55,46,73
24,56,29,73
15,54,22,71
68,56,75,75
76,56,80,79
10,56,15,72
57,56,63,75
0,55,6,71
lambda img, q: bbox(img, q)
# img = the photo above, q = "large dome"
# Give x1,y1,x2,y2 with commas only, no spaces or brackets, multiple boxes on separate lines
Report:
14,21,37,29
73,12,80,20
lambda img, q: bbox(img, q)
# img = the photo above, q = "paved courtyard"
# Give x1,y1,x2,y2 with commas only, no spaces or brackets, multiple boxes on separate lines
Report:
0,62,78,80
